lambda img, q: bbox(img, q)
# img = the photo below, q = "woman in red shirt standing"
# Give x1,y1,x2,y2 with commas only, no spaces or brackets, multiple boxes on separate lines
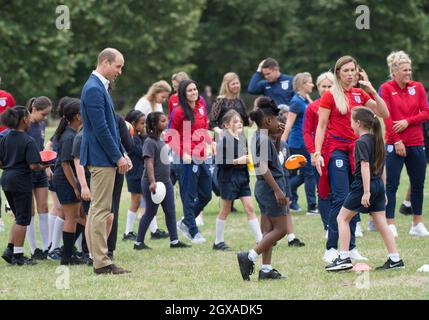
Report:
303,71,334,236
381,51,429,237
314,56,389,264
167,80,213,244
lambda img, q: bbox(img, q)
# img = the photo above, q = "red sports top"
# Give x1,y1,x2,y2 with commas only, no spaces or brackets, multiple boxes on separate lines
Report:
317,88,371,198
166,100,212,160
168,94,179,121
0,90,16,132
303,98,322,154
380,80,429,146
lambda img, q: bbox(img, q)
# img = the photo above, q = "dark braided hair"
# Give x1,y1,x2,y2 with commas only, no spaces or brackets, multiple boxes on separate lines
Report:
54,98,80,142
125,110,144,125
146,112,164,139
0,106,29,129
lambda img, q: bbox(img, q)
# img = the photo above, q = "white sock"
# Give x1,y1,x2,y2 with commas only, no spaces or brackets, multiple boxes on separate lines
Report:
215,218,226,245
388,253,400,262
261,264,273,272
13,246,24,254
125,210,137,234
38,213,50,251
75,233,83,253
27,216,37,254
48,214,57,245
248,218,263,243
248,249,258,262
287,233,296,242
49,217,64,252
340,251,350,259
149,217,158,233
403,200,411,207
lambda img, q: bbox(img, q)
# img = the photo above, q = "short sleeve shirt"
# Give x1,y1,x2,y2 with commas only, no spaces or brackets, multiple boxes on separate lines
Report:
142,137,170,183
0,130,41,192
53,127,78,184
251,130,284,180
354,133,381,180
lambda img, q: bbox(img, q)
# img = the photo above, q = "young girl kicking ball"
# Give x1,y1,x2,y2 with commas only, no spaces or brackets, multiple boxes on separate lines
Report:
134,112,190,250
237,97,288,281
213,109,262,251
326,107,404,271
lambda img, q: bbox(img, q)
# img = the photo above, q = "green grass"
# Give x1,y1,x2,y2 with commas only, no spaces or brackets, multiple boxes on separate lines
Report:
0,127,428,300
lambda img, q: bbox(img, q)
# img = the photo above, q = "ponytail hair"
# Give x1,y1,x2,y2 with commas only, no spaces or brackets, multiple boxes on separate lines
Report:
249,96,279,128
146,111,164,139
54,98,80,142
26,96,53,113
0,106,29,129
351,107,385,176
125,110,145,127
56,96,73,118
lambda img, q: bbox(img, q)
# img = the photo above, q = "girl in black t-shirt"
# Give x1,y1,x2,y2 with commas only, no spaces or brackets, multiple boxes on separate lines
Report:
52,98,85,265
0,106,49,266
326,107,404,272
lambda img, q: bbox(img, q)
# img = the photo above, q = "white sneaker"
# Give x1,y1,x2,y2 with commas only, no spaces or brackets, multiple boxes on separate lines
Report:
195,213,204,226
367,220,377,232
355,222,364,237
388,224,398,238
323,248,339,263
409,222,429,237
350,248,368,261
177,219,192,241
191,232,206,244
0,218,4,233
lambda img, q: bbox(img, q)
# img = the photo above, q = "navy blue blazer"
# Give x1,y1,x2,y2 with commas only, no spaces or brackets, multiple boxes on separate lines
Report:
80,74,123,167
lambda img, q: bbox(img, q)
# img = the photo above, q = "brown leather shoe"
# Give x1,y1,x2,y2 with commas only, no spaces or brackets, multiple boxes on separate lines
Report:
94,264,131,275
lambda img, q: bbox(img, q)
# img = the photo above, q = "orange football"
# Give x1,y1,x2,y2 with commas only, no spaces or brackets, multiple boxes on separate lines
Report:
285,154,307,170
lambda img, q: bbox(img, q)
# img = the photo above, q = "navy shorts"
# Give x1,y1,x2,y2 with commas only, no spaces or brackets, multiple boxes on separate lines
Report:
48,179,56,192
53,181,80,205
343,178,385,213
255,176,289,216
32,170,48,189
4,191,32,226
127,178,142,194
218,170,251,200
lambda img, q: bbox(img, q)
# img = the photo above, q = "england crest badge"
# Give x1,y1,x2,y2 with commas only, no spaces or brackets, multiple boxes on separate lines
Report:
354,95,361,104
336,159,343,168
281,80,289,90
408,87,416,96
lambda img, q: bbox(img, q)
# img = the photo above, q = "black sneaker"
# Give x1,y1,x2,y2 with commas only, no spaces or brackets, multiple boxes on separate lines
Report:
237,251,255,281
2,247,13,264
213,242,231,251
60,255,86,266
170,241,191,249
258,268,285,280
399,204,413,216
151,229,169,240
375,258,405,271
288,238,305,247
48,248,62,261
134,243,152,250
325,257,353,272
12,256,37,266
122,232,137,241
31,248,47,260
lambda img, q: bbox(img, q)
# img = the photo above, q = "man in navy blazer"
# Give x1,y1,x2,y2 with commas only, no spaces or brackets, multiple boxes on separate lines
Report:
80,48,131,275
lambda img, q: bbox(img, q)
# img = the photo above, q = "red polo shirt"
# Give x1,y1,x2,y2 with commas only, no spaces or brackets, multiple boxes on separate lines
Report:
0,90,16,132
380,80,429,146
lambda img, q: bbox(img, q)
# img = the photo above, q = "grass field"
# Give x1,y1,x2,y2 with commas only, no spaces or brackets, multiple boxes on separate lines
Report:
0,127,428,300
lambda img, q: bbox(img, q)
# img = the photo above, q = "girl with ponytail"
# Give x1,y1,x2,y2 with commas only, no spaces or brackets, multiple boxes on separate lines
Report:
52,98,86,265
326,107,403,272
26,96,53,260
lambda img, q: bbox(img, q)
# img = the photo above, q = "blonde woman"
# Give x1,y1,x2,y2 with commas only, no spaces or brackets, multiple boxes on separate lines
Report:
314,56,389,264
135,80,171,116
209,72,250,135
381,51,429,237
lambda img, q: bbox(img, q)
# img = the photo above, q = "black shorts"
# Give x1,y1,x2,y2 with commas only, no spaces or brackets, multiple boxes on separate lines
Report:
31,170,48,189
53,181,80,205
218,170,251,200
343,178,385,213
255,176,289,217
4,191,32,226
126,178,142,194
